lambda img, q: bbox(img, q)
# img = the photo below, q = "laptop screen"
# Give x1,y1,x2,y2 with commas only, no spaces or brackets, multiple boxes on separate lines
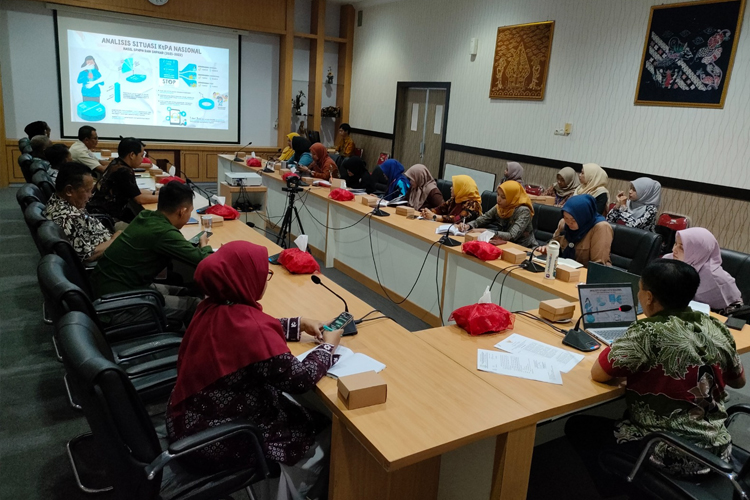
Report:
578,284,638,328
586,262,642,313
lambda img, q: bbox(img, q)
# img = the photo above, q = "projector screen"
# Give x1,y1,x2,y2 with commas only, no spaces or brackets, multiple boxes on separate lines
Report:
55,11,240,143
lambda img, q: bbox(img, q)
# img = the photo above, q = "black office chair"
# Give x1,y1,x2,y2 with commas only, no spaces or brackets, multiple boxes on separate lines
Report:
720,248,750,304
481,190,497,214
307,130,321,144
599,404,750,500
57,312,276,499
437,178,453,202
532,203,563,245
31,169,55,203
16,183,44,211
18,153,34,183
22,202,52,256
18,137,30,152
609,224,662,275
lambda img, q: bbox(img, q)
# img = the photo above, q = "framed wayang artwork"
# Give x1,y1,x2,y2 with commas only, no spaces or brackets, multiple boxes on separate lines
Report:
489,21,555,100
635,0,747,108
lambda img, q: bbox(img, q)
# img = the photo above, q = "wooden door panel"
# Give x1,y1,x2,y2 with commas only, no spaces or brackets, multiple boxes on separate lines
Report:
181,152,200,179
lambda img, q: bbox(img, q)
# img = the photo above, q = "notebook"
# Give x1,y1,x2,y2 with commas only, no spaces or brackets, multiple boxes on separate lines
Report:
578,283,638,345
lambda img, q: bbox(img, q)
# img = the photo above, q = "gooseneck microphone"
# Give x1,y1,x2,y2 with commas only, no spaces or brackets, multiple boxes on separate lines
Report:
233,141,253,162
310,275,357,335
437,222,461,247
562,305,634,352
521,245,545,273
371,195,390,217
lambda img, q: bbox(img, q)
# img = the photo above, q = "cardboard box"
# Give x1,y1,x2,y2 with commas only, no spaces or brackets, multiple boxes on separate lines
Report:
501,246,527,264
100,149,111,158
279,168,292,176
235,151,247,159
555,265,581,283
360,194,379,207
395,206,415,217
208,214,224,227
529,195,555,206
538,299,576,322
330,178,346,189
337,371,387,410
464,229,485,242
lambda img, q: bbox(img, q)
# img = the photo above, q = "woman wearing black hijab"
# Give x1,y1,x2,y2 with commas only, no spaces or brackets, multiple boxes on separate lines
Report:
291,136,312,164
342,156,388,194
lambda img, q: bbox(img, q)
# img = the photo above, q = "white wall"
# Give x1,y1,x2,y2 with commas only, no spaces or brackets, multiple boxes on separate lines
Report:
350,0,750,189
0,0,280,146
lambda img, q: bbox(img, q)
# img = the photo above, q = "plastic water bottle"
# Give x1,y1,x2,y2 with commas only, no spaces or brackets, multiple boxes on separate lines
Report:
545,240,560,280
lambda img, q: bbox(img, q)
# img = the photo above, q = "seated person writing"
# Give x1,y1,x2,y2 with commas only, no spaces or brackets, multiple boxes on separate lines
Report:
167,241,339,499
665,227,744,315
422,175,482,224
298,143,338,179
88,137,158,224
606,177,661,231
565,259,744,496
91,181,211,328
335,123,355,158
405,164,443,210
545,194,613,266
380,159,410,200
543,166,579,207
43,162,121,262
459,181,537,248
574,163,610,215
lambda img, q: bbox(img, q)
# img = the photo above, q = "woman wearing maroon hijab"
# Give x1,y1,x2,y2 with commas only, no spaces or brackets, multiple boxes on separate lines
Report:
166,241,341,499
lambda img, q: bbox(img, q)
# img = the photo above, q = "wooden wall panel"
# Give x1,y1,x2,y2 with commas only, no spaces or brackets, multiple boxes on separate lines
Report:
25,0,286,34
350,133,392,172
181,152,200,179
203,153,219,181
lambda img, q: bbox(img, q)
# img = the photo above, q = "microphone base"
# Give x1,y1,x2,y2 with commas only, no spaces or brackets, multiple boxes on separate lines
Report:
562,329,600,352
233,156,243,162
196,205,210,214
342,321,358,337
438,235,461,247
371,209,390,217
522,260,546,273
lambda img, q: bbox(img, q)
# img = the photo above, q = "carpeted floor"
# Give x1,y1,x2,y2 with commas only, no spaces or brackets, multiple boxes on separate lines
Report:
3,185,750,499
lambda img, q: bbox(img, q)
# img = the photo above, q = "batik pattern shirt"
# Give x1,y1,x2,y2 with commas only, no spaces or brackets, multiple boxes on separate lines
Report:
166,317,336,470
606,204,658,231
43,194,111,261
599,309,744,475
433,199,483,224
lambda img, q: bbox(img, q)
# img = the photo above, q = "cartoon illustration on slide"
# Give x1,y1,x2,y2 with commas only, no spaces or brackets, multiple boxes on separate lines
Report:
122,57,147,83
76,55,106,121
178,63,198,87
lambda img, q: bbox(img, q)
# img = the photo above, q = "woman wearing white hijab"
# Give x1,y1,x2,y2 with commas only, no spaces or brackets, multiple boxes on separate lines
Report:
574,163,610,215
606,177,662,231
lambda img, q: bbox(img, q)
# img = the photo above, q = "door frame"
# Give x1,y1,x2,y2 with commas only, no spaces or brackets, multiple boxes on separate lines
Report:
391,81,451,177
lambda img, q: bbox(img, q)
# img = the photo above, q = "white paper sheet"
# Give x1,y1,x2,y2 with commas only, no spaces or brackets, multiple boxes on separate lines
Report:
495,334,584,373
689,301,711,315
434,105,443,135
477,349,562,384
411,103,420,131
533,256,584,269
436,224,466,236
298,345,386,379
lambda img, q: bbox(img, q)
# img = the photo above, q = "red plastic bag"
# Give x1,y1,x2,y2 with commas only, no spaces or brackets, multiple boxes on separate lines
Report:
449,303,515,336
246,158,262,168
278,248,320,274
282,172,300,182
329,188,354,201
158,176,186,185
206,204,240,220
462,241,502,261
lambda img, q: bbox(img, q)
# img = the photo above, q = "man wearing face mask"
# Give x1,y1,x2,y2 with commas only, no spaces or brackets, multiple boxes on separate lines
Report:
88,137,158,224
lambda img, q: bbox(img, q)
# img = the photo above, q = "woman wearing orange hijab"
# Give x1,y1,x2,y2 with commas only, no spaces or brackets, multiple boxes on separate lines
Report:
298,143,338,179
460,181,538,248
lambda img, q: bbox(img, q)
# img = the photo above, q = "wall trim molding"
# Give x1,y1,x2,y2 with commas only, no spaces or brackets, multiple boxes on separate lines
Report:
350,128,394,140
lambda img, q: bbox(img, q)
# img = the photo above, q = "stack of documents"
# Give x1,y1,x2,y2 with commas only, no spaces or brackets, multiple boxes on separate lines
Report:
435,224,466,236
298,345,385,379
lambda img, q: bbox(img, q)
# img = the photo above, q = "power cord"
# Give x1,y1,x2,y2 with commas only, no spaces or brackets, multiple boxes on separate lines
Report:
512,310,568,335
298,189,370,231
355,310,392,324
498,265,523,309
436,240,445,326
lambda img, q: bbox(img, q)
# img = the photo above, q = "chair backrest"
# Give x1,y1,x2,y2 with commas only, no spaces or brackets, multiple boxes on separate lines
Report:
436,178,453,202
609,224,663,275
481,190,497,214
37,223,94,296
16,183,44,211
18,153,34,183
37,254,98,327
532,203,563,245
56,312,164,499
720,248,750,304
353,147,363,158
307,130,321,144
31,169,55,202
23,202,52,255
18,137,30,151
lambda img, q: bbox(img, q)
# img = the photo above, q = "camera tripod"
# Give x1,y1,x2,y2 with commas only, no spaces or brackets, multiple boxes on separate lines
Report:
276,186,305,248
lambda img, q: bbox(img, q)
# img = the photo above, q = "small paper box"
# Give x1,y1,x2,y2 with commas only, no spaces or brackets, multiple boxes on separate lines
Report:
208,214,224,227
337,371,387,410
330,178,346,189
153,174,169,183
279,168,292,175
395,206,414,217
529,195,556,206
538,298,576,322
464,229,485,242
100,149,111,157
555,265,581,283
235,151,247,159
274,162,282,171
501,247,527,264
360,195,379,207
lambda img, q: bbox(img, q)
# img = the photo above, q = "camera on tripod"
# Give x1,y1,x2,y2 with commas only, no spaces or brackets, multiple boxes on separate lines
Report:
283,174,304,193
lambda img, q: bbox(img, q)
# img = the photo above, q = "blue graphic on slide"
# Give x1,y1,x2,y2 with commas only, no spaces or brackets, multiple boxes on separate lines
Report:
179,63,198,87
199,98,215,110
77,101,106,121
159,58,178,79
114,82,121,103
122,57,147,83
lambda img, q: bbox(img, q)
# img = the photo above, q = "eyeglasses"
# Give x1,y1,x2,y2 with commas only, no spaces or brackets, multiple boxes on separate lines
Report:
267,269,274,281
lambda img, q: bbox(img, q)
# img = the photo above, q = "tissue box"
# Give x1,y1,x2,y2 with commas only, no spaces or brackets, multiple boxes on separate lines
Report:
464,229,485,242
538,299,576,322
330,178,346,189
555,265,581,283
395,206,415,217
337,371,387,410
235,151,247,159
501,247,527,264
208,214,224,227
360,195,379,207
100,149,111,158
279,168,292,176
529,195,556,206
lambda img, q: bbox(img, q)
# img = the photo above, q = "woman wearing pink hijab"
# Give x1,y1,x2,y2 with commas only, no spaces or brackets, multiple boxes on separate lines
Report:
665,227,743,314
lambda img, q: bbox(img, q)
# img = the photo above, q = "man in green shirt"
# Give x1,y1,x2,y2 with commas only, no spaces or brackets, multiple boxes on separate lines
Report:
91,181,211,327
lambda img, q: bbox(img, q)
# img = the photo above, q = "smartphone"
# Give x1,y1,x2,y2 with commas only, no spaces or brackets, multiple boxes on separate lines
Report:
189,231,212,245
725,316,746,331
325,312,354,334
268,252,281,265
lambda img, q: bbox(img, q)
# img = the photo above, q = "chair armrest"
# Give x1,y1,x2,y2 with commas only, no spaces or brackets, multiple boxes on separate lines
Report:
99,289,166,306
145,421,272,480
91,213,115,233
94,293,167,335
123,354,178,378
115,335,182,360
627,431,734,483
726,404,750,427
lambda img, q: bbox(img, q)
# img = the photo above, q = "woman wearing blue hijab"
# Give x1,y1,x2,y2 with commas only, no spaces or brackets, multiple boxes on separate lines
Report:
547,194,613,266
380,159,410,200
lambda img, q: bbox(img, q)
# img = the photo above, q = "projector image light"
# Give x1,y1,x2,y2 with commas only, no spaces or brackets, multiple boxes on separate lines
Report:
225,171,263,187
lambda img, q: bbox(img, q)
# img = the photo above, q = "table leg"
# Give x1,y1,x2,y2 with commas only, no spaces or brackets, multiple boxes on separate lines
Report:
329,414,441,500
490,424,537,500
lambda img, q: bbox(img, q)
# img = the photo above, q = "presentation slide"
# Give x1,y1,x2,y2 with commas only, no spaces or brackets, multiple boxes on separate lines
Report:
56,12,240,143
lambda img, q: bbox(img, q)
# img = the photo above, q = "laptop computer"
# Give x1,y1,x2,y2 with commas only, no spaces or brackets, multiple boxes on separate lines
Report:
578,283,638,345
587,262,643,314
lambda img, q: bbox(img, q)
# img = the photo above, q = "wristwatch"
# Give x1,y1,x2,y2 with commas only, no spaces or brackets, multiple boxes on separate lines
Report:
432,215,437,221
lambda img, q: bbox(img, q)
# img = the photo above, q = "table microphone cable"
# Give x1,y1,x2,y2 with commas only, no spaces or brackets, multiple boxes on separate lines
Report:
512,311,568,335
297,189,370,231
